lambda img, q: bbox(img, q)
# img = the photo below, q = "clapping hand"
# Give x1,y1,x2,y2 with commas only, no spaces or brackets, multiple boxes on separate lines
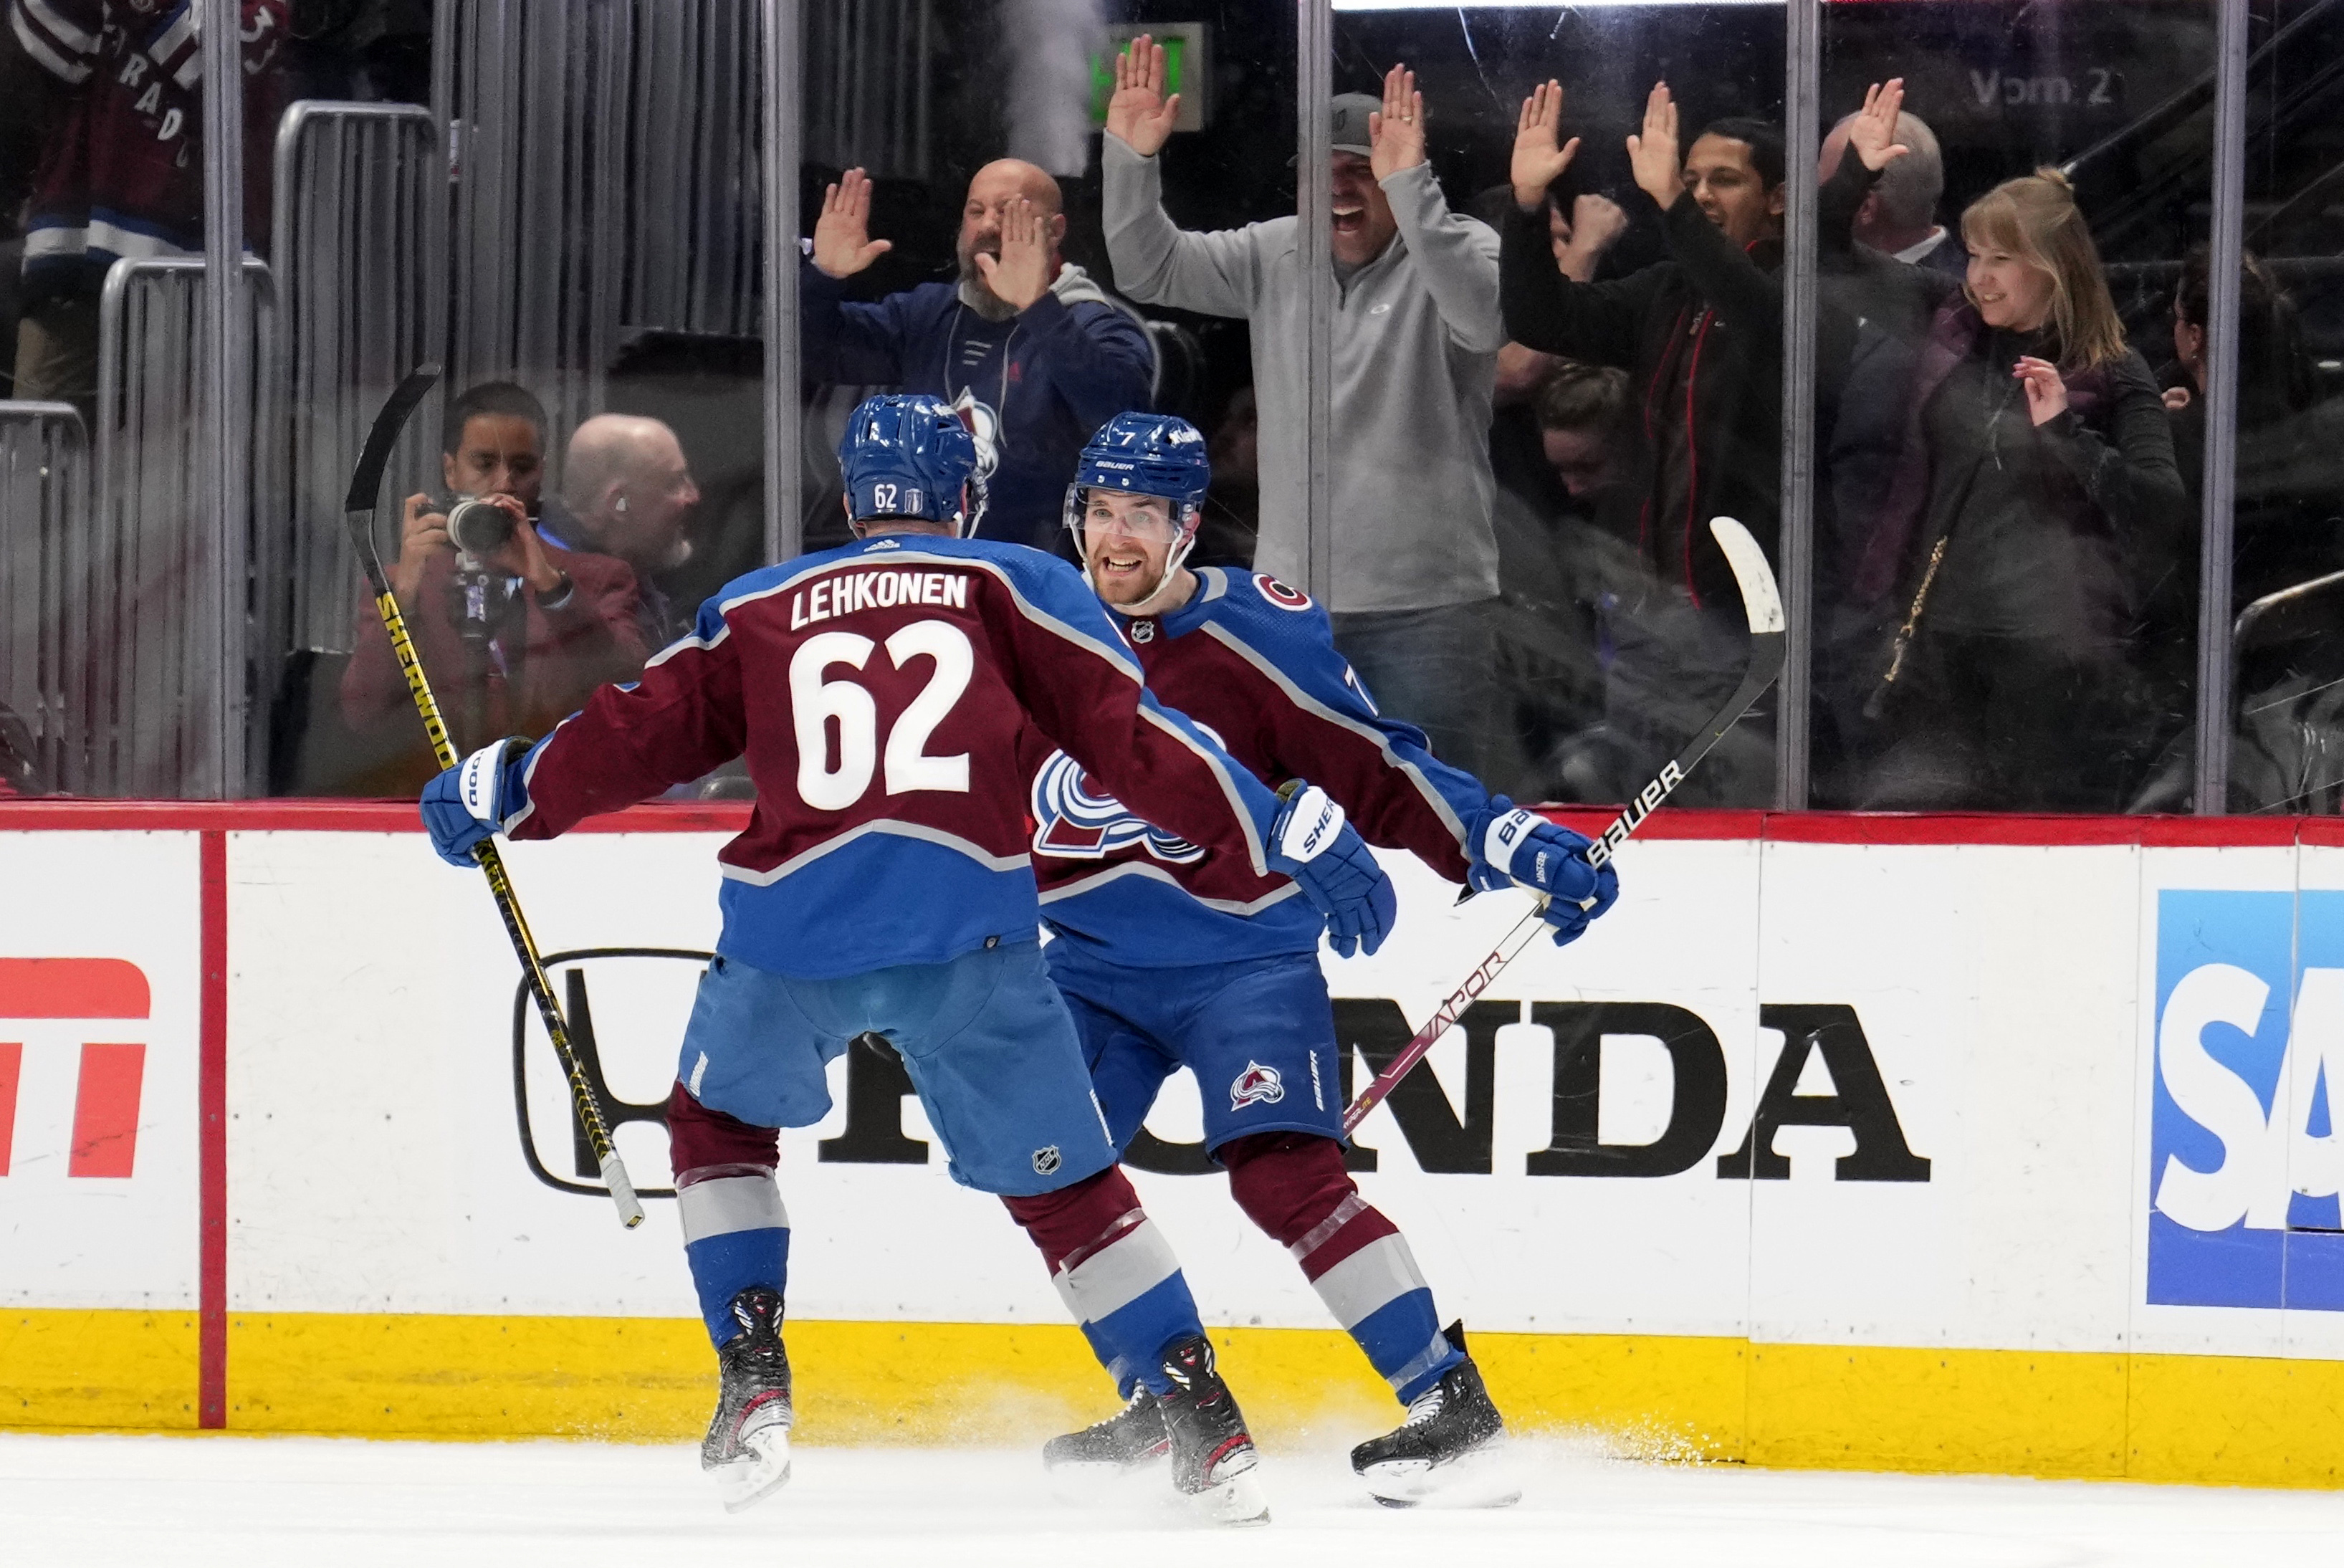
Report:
1512,80,1582,209
1107,34,1181,158
1847,78,1911,173
1369,63,1426,182
1626,82,1684,209
972,196,1053,312
812,168,891,279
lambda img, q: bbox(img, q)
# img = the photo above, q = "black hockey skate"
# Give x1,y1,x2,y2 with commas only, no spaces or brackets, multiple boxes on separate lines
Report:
1043,1388,1171,1472
1351,1324,1518,1509
701,1286,794,1512
1155,1334,1270,1526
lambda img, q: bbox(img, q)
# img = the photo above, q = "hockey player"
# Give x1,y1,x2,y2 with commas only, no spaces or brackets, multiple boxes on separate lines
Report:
1027,413,1620,1505
418,395,1400,1521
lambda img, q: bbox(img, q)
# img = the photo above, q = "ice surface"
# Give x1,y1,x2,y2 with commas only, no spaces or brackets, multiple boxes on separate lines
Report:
6,1433,2342,1568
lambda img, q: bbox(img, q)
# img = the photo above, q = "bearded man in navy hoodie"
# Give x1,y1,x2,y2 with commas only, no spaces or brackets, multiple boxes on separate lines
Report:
802,160,1157,554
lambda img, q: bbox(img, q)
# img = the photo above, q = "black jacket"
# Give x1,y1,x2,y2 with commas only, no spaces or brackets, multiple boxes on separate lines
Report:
1502,183,1802,610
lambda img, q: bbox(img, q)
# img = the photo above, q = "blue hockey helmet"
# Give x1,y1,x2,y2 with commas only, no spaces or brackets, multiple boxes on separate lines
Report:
1063,413,1210,601
838,393,985,537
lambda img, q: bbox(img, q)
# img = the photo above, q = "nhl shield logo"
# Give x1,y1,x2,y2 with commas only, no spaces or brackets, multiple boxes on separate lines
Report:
1033,1145,1062,1175
1230,1061,1286,1112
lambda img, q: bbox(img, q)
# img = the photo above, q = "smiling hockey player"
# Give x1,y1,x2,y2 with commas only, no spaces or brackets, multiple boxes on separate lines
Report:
1028,413,1620,1506
419,395,1400,1522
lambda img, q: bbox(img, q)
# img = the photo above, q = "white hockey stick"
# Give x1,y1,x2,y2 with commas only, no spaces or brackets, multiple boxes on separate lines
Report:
1340,517,1784,1136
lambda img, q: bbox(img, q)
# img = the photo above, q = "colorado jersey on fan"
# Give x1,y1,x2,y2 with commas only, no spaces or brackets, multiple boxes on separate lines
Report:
1027,568,1491,966
507,535,1285,980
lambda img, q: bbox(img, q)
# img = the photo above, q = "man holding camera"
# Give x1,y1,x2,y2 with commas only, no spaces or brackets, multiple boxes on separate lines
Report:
340,382,651,792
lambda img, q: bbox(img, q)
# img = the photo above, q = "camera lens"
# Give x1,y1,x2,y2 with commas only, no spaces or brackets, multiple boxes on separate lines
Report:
447,497,517,557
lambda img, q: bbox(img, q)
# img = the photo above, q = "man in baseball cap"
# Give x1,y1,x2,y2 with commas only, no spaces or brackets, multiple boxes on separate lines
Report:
1101,46,1511,784
1326,91,1401,269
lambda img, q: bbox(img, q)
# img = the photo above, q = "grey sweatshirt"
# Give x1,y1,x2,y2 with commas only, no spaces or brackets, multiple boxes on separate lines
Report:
1101,133,1502,613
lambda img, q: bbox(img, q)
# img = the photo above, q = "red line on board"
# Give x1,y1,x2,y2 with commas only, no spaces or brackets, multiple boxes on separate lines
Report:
198,830,228,1430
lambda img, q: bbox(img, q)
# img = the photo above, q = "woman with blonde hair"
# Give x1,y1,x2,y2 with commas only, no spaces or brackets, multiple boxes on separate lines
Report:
1831,142,2185,811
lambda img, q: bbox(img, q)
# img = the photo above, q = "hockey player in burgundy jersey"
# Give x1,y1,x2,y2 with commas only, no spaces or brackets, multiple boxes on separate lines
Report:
419,395,1400,1522
1027,413,1621,1506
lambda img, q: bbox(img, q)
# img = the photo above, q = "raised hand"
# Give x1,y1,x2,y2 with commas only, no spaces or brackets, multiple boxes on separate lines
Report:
1626,82,1683,209
1512,80,1581,209
1106,34,1182,158
1554,192,1629,282
811,168,891,279
2014,355,2070,427
1847,77,1911,172
1369,62,1426,183
391,492,451,605
973,196,1053,312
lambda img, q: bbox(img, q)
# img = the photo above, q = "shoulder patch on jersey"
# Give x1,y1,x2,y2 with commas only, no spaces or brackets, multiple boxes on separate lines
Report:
1254,574,1312,612
1029,749,1205,864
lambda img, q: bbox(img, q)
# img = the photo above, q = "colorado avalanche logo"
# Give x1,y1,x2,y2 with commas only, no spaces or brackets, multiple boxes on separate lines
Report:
948,389,1003,483
1254,575,1312,611
1230,1061,1286,1111
1030,750,1205,863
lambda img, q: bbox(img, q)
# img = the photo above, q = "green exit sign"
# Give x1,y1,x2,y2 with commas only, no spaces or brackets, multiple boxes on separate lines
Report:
1092,22,1211,134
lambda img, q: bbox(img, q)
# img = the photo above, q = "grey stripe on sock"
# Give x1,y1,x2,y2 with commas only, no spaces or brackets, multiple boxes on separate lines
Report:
1387,1329,1458,1395
1309,1232,1430,1331
1288,1192,1367,1264
1058,1216,1180,1324
677,1172,788,1244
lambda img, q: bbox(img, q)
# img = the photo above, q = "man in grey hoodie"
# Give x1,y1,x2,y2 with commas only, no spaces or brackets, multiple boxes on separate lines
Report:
1102,40,1508,782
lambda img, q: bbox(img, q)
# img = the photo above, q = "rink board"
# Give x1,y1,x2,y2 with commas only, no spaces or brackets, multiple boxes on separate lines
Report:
5,803,2344,1488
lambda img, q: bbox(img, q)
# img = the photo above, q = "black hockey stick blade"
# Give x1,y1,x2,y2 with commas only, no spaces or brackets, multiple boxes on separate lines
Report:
343,364,442,515
1585,516,1784,868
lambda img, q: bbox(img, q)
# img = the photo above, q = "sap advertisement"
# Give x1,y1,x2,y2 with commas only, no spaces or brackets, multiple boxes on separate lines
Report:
2150,889,2344,1314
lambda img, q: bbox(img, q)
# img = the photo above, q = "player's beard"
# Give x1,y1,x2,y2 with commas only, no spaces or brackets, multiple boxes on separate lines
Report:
955,239,1019,322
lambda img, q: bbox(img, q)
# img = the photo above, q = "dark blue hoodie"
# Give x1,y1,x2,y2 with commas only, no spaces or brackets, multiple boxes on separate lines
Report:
800,260,1157,553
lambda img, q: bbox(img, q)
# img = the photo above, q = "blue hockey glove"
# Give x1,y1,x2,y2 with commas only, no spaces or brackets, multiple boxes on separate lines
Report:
420,738,532,866
1466,800,1619,947
1266,783,1398,958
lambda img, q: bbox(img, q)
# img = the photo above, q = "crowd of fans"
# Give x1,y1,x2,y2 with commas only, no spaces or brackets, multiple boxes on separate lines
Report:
7,18,2338,815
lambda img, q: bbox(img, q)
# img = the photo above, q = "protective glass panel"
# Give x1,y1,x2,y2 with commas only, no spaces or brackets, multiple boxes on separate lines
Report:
1812,0,2212,813
2214,3,2344,815
1331,2,1787,807
793,3,1281,579
2,0,251,796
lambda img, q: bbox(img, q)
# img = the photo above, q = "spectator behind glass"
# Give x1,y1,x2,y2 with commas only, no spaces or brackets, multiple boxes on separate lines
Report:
2131,246,2343,813
7,0,289,422
1103,42,1511,784
339,382,651,793
1817,107,1963,277
1829,143,2184,812
550,413,704,651
800,158,1155,553
1505,81,1789,608
1502,82,1812,805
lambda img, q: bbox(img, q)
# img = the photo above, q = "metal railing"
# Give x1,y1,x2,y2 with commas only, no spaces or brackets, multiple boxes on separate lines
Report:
272,101,445,656
432,0,769,444
91,257,282,798
0,403,90,794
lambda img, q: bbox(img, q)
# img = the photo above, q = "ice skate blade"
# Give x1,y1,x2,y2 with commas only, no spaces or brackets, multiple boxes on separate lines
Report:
711,1426,793,1514
1359,1443,1520,1510
1188,1465,1271,1527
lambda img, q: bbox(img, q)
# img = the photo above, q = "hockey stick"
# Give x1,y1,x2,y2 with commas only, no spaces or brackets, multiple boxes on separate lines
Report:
343,366,646,1228
1340,516,1786,1136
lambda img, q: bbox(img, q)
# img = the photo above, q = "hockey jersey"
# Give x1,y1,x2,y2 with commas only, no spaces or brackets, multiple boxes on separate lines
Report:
12,0,287,302
509,535,1290,980
1026,568,1492,967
